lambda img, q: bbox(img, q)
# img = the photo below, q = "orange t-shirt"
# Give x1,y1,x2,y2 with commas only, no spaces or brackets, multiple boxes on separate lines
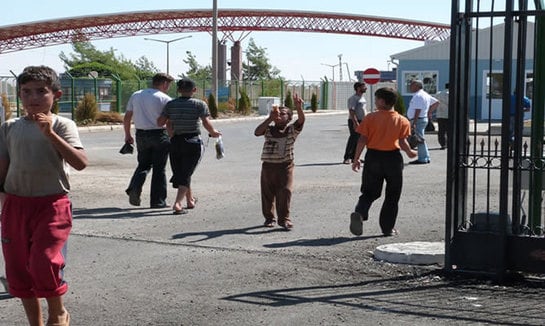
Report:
356,109,411,151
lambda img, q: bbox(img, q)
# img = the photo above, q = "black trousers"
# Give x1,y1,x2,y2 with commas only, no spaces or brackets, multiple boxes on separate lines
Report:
355,149,404,234
343,119,361,161
437,118,448,148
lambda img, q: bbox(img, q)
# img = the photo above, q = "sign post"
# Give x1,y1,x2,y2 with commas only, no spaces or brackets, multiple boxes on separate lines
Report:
362,67,381,111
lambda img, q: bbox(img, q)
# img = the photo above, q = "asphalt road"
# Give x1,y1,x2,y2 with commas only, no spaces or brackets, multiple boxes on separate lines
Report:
1,112,543,325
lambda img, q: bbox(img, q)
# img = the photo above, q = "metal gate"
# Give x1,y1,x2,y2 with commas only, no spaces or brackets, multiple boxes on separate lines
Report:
446,0,545,279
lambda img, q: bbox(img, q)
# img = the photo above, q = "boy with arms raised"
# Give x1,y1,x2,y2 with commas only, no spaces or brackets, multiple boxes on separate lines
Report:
254,94,305,230
350,87,416,237
0,66,88,326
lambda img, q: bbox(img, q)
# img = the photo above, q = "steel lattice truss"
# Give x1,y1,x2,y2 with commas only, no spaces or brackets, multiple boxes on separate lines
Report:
0,9,451,54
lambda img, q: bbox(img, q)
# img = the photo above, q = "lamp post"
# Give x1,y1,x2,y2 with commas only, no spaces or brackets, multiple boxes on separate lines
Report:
144,35,192,75
320,63,339,81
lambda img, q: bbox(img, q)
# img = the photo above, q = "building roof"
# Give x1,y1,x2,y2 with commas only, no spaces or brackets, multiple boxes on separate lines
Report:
390,22,535,61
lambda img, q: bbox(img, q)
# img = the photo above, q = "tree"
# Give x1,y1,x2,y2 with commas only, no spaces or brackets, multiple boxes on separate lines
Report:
183,51,212,81
310,93,318,112
243,38,280,80
284,90,294,109
59,42,157,80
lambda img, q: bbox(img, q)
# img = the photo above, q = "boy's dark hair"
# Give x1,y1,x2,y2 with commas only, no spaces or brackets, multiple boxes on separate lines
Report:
17,66,61,92
375,87,398,107
177,78,196,92
279,106,293,120
152,73,174,87
353,82,364,91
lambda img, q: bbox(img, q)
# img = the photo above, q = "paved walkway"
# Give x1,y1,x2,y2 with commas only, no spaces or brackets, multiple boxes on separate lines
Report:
1,112,543,325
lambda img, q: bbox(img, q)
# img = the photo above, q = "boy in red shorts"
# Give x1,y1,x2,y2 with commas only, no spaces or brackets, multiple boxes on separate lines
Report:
0,66,88,326
350,87,416,237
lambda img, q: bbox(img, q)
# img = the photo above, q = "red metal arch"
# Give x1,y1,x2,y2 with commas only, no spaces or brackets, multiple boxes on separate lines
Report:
0,9,450,54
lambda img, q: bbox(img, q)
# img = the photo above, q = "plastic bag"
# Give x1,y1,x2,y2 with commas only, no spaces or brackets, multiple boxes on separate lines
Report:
215,136,225,160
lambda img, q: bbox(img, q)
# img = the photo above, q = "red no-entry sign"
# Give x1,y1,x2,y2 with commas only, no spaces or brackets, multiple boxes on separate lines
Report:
362,68,381,85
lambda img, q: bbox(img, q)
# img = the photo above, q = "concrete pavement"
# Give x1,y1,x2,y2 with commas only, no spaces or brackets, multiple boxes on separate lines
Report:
0,111,543,325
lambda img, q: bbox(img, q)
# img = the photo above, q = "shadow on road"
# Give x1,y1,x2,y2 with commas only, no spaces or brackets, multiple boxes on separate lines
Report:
223,273,545,325
263,235,382,248
171,224,288,243
73,207,172,219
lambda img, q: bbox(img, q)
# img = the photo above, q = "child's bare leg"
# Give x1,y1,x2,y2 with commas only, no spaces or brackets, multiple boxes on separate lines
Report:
21,297,44,326
173,186,189,212
45,295,68,325
185,187,196,208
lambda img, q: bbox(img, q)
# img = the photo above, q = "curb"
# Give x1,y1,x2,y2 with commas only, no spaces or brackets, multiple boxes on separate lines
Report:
77,110,347,133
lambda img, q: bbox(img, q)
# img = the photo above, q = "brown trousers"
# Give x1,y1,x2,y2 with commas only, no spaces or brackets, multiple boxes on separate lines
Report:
260,161,294,223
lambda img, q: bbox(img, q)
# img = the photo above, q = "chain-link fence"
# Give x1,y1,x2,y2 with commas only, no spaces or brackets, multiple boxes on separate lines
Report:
0,76,360,121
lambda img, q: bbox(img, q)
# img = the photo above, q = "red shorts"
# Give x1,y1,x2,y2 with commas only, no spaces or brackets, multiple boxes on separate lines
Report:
1,193,72,298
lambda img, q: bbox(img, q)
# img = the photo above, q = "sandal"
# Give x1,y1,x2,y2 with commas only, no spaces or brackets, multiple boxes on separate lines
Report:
173,209,188,215
185,197,198,209
264,219,275,227
46,311,70,326
279,221,294,231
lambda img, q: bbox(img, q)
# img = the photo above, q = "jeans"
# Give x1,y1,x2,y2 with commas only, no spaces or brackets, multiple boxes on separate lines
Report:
355,149,404,234
343,119,360,161
414,118,430,162
126,129,169,207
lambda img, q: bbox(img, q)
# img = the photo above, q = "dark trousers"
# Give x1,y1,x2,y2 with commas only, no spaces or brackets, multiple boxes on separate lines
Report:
355,149,404,234
260,162,294,224
437,118,448,148
344,119,361,161
169,134,203,188
127,129,169,206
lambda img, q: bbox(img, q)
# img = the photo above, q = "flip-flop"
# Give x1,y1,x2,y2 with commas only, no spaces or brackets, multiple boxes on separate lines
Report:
173,209,188,215
185,197,198,209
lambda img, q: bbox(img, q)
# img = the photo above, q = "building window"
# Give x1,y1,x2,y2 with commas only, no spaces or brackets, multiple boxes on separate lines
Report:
402,71,438,95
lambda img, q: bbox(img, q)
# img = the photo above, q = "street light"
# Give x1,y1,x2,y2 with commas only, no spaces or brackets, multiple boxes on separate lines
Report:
144,35,193,75
320,63,339,81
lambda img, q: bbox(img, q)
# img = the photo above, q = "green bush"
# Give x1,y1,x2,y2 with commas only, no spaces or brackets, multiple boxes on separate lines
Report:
284,90,293,109
310,93,318,112
394,91,406,116
51,101,59,114
208,93,218,119
95,111,123,123
1,93,12,121
75,93,98,124
237,89,251,115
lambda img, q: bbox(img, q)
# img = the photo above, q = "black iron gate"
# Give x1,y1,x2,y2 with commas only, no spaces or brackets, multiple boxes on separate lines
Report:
446,0,545,279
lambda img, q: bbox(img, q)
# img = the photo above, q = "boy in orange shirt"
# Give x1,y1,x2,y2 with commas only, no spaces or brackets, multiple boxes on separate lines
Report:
350,87,416,236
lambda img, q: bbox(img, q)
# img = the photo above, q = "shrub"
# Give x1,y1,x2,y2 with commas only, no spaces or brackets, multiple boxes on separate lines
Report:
51,101,60,114
284,90,293,109
75,93,98,124
310,93,318,112
394,91,406,116
237,89,251,115
208,92,218,119
1,93,12,121
95,111,123,123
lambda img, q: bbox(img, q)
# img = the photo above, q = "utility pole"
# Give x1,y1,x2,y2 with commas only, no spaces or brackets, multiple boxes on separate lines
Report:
144,35,192,75
338,54,343,81
320,63,339,81
212,0,218,101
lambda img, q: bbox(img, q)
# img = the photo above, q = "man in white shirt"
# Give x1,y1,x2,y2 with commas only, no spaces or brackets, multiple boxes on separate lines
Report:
406,79,439,164
123,73,174,207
